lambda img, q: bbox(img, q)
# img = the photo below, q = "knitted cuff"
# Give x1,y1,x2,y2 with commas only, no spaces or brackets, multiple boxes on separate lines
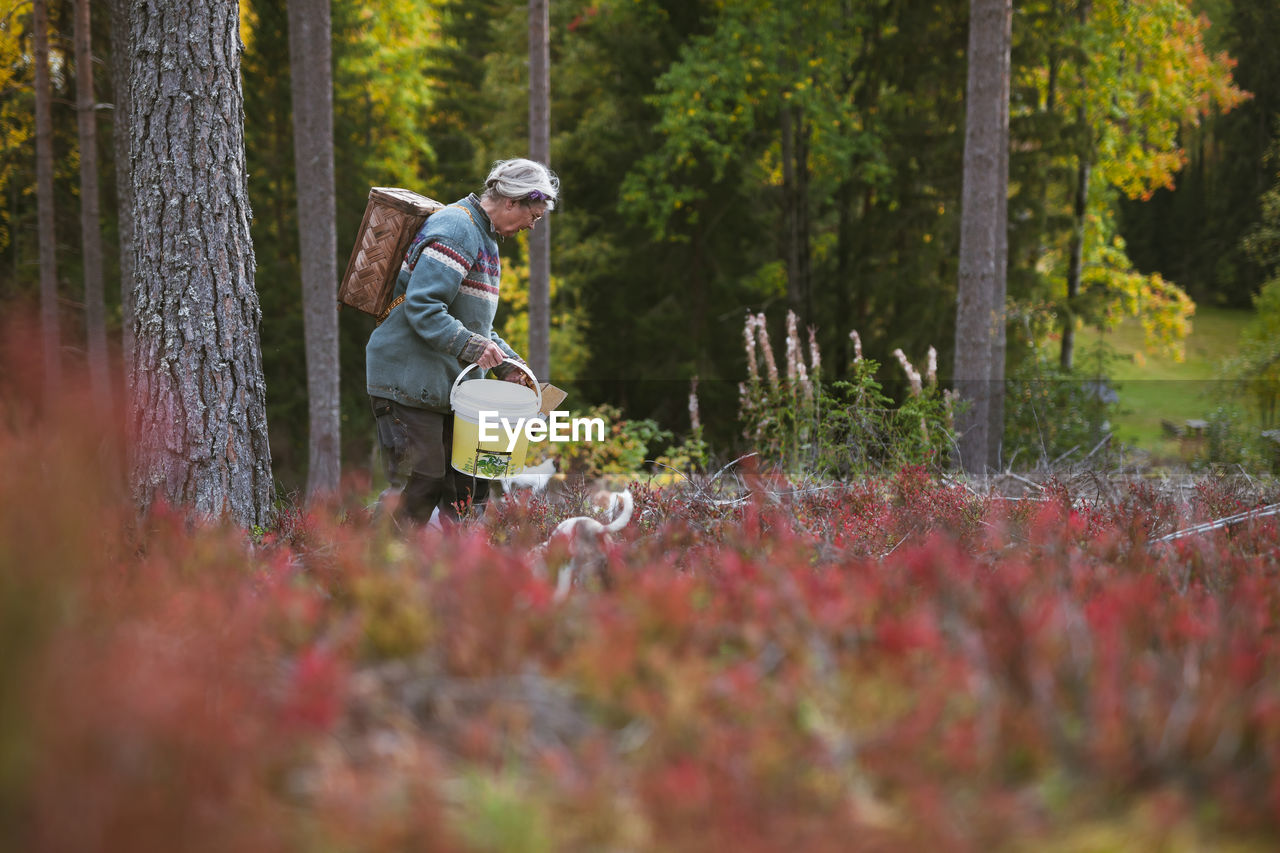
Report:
458,334,489,364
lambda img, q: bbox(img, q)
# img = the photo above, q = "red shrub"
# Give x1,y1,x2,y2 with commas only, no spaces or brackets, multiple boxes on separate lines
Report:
6,318,1280,848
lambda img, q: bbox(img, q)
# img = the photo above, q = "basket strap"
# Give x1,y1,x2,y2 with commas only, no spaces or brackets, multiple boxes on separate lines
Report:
376,294,405,327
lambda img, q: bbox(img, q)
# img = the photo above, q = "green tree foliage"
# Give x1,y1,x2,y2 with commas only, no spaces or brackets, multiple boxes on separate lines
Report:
479,0,746,438
1011,0,1245,366
545,0,969,450
1121,0,1280,307
242,0,305,479
1233,126,1280,429
619,0,966,365
332,1,437,202
623,0,898,334
0,7,31,255
621,1,889,238
422,0,507,199
1,1,84,309
563,0,773,440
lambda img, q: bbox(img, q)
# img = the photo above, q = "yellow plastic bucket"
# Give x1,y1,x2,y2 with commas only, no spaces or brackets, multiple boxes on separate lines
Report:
449,359,542,479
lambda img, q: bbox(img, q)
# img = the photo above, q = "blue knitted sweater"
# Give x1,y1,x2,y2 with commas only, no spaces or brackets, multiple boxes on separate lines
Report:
366,193,522,413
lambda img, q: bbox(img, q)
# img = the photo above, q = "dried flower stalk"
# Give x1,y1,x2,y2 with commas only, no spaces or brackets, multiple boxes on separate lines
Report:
756,313,780,389
743,313,759,384
808,326,821,382
689,377,702,432
849,330,863,362
892,348,923,397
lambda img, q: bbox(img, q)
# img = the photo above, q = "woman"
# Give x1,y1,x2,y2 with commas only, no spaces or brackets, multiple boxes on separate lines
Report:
366,158,558,525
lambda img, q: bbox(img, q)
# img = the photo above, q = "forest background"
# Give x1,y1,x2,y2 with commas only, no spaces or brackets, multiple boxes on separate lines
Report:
1,0,1278,495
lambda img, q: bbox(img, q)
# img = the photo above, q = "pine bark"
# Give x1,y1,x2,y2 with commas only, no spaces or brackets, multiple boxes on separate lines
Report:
75,0,112,412
288,0,341,498
128,0,275,528
108,0,137,393
953,0,1011,474
34,0,60,404
527,0,551,380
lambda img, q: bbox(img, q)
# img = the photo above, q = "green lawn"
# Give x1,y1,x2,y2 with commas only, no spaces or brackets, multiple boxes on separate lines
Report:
1076,305,1254,454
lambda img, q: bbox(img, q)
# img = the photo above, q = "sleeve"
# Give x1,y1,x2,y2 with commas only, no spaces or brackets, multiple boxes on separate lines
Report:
399,223,481,359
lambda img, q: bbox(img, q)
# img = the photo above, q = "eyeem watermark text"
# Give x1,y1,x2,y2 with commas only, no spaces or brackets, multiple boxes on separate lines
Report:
478,411,606,453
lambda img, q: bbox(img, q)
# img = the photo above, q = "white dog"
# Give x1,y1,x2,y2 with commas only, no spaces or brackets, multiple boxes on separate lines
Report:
544,489,634,599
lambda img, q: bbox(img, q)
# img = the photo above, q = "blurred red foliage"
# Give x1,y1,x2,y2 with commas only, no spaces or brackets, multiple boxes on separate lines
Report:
4,310,1280,850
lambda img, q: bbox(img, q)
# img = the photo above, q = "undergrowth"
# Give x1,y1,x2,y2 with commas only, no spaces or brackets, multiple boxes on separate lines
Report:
5,381,1280,851
5,313,1280,851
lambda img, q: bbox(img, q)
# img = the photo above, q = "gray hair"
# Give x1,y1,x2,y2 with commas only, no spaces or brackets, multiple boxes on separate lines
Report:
482,158,559,210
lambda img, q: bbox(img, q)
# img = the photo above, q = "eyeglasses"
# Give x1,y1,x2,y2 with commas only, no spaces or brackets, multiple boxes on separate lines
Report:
509,200,548,230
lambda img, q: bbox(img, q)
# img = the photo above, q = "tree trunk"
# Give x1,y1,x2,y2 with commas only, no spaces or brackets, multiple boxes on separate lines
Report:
953,0,1012,475
835,179,855,373
985,0,1012,470
34,0,60,405
781,102,812,331
1059,0,1092,373
75,0,112,412
796,110,813,330
527,0,551,380
107,0,137,394
288,0,341,498
128,0,275,529
1060,156,1090,371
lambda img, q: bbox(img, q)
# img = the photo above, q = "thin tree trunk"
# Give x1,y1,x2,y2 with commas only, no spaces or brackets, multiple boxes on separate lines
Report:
798,117,811,329
527,0,551,380
288,0,341,498
835,180,854,373
129,0,274,528
1060,0,1092,373
108,0,136,395
75,0,111,412
1060,155,1090,371
781,102,814,332
985,0,1012,470
1031,5,1058,316
953,0,1012,475
782,100,799,316
34,0,60,404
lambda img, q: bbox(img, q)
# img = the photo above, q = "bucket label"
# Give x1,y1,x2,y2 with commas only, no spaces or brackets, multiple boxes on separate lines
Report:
467,449,514,479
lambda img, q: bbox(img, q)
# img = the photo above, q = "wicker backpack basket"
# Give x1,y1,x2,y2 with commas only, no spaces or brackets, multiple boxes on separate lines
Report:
338,187,444,319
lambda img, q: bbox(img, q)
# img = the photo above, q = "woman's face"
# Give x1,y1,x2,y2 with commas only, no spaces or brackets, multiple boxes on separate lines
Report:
492,198,548,238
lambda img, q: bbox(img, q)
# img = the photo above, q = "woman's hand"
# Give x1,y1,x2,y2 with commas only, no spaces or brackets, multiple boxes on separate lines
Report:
501,370,536,389
475,341,506,370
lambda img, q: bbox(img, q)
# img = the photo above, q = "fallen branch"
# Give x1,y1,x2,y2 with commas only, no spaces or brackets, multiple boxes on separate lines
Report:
1153,502,1280,545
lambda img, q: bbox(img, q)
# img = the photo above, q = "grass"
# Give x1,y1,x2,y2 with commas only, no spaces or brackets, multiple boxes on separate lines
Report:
1076,305,1254,454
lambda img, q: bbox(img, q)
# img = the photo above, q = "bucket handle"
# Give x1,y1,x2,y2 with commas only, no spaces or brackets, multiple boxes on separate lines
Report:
451,357,543,411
